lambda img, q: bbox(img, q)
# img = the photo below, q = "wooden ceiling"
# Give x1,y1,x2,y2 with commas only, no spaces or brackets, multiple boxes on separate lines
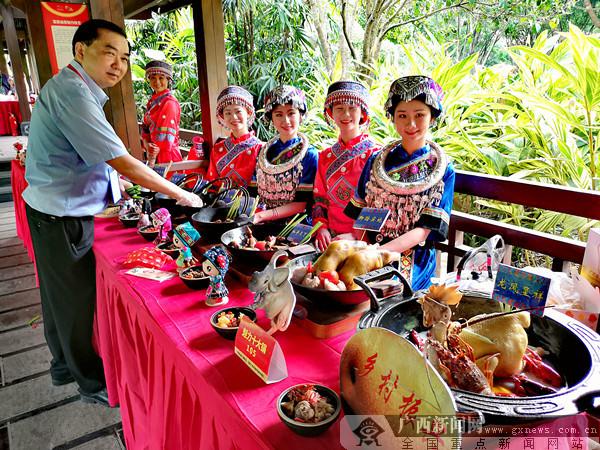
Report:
122,0,192,19
8,0,191,20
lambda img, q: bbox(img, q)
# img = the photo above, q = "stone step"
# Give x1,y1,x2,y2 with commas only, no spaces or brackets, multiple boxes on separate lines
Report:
0,289,40,314
3,346,52,384
0,323,45,356
0,245,26,258
0,374,78,424
0,275,36,296
0,202,14,210
0,263,34,282
0,254,32,269
8,397,121,449
0,304,42,332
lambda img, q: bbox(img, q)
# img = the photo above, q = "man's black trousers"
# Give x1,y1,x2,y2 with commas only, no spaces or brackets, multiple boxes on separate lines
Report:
25,204,105,393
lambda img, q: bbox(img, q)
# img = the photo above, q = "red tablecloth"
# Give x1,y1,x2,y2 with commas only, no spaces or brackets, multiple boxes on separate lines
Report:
93,218,351,450
0,100,21,135
10,160,37,278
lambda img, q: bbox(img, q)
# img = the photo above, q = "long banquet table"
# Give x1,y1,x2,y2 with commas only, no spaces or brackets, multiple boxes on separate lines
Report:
93,217,350,449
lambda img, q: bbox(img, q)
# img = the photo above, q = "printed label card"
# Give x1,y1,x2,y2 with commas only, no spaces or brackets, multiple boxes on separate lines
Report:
492,264,551,316
234,317,287,384
354,207,391,232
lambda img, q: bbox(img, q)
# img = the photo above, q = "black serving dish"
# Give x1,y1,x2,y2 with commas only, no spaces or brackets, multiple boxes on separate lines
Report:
210,307,257,340
138,225,159,242
287,253,405,306
276,384,341,436
179,264,210,290
120,213,140,228
221,223,306,276
156,241,179,258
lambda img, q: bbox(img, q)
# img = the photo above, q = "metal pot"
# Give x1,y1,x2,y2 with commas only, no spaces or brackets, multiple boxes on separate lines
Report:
355,266,600,421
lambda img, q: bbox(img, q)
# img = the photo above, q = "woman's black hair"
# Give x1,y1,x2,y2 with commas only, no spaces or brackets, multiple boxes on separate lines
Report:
71,19,130,56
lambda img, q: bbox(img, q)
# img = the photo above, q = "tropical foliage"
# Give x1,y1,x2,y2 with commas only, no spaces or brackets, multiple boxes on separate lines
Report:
124,1,600,257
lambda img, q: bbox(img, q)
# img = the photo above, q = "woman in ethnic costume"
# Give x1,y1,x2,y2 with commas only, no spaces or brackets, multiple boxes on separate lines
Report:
206,86,263,186
141,60,183,165
252,85,318,223
313,81,381,251
344,76,455,290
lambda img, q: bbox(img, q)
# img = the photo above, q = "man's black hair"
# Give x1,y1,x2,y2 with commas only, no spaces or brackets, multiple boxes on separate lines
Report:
71,19,130,56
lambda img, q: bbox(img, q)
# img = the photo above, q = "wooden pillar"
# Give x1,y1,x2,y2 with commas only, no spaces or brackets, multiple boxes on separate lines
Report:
192,0,228,148
89,0,142,159
23,0,53,89
0,4,31,121
24,40,40,93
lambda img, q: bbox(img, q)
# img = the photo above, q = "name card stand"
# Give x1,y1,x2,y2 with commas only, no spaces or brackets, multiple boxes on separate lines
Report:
234,317,287,384
354,207,391,232
492,264,551,316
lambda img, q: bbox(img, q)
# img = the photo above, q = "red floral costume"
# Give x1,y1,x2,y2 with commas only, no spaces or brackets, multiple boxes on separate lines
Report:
206,132,262,186
313,133,379,235
141,90,183,164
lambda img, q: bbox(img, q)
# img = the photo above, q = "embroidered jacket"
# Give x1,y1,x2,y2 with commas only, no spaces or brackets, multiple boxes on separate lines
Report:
312,133,379,235
253,135,319,209
141,90,183,164
206,132,263,186
345,142,455,290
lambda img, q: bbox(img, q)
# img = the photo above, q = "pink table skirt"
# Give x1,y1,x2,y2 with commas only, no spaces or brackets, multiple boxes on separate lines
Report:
10,160,38,282
93,217,350,450
0,101,21,136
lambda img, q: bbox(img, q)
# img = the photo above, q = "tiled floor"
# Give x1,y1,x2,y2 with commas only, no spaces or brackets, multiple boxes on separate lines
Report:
0,202,125,450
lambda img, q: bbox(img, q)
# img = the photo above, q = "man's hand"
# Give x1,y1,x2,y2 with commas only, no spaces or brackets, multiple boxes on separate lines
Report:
176,190,203,208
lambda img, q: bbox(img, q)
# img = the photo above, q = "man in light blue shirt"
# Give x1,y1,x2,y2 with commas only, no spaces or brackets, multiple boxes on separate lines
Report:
24,19,200,406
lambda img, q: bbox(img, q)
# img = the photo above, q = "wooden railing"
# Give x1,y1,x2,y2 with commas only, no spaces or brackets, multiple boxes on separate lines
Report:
440,170,600,273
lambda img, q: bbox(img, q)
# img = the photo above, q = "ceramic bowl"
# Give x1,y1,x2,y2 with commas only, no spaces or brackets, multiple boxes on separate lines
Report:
179,264,210,290
209,307,257,340
138,225,159,242
120,213,140,228
276,384,341,436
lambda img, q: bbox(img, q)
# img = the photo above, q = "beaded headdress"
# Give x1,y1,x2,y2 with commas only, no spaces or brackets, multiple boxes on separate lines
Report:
323,80,370,126
145,60,173,80
203,245,231,277
384,76,444,119
263,85,307,121
173,222,200,247
216,86,256,127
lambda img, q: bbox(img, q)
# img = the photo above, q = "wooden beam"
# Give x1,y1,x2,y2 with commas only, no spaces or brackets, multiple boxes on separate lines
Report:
192,0,227,149
455,169,600,221
0,4,30,121
89,0,143,159
450,210,586,265
24,0,53,88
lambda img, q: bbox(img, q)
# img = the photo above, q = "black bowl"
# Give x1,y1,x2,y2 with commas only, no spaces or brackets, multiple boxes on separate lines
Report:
192,207,253,245
210,307,257,340
138,225,159,242
276,384,341,436
179,264,210,290
120,213,140,228
156,241,179,258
